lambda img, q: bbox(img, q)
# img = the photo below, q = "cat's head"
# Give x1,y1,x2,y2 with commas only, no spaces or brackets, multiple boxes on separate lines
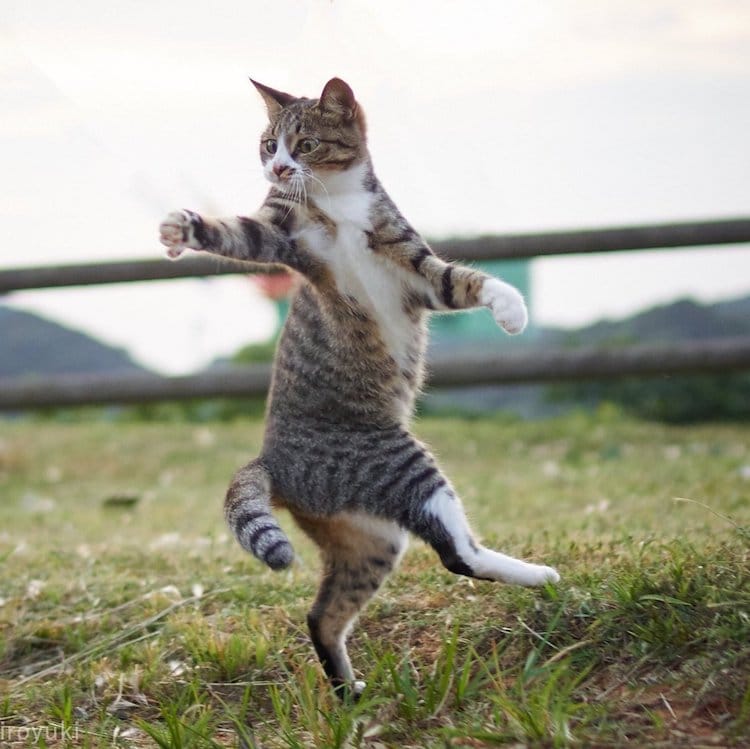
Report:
251,78,368,193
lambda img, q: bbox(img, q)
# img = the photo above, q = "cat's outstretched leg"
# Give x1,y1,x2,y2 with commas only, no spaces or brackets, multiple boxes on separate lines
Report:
158,204,320,277
294,511,408,700
158,207,294,264
381,241,529,335
405,484,560,587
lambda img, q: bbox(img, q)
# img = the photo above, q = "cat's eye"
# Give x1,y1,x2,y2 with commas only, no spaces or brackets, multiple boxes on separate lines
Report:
297,138,320,155
265,139,278,155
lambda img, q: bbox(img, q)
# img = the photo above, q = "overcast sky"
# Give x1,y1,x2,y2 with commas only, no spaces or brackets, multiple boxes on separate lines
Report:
2,1,749,373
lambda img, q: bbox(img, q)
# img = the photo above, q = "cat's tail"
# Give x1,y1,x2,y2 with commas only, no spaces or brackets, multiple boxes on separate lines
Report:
224,460,295,571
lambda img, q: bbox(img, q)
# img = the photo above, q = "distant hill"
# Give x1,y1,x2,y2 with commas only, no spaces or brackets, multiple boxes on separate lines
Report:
533,296,750,423
0,305,147,378
536,296,750,348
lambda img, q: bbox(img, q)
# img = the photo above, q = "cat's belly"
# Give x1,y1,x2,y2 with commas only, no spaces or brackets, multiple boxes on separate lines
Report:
269,272,425,425
262,419,439,515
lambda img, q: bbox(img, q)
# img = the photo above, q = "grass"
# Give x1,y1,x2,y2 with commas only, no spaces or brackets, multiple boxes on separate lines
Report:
0,408,748,747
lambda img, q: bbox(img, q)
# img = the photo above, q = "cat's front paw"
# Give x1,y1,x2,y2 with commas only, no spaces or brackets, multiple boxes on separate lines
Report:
480,278,528,335
159,209,204,259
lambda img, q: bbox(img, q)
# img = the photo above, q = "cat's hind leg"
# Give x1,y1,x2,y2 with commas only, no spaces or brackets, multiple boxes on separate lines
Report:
404,483,560,587
293,511,408,700
225,459,295,570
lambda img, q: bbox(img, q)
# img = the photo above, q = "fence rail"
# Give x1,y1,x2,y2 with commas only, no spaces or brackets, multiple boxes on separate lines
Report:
1,217,749,293
1,216,749,409
2,337,749,410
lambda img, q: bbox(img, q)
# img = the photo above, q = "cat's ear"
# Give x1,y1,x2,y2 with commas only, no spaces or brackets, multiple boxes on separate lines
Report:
250,79,296,118
319,77,357,120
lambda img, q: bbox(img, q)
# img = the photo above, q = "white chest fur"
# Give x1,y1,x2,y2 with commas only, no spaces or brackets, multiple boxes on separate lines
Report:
293,180,415,371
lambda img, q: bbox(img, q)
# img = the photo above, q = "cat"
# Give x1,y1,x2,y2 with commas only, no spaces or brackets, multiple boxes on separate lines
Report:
159,77,560,700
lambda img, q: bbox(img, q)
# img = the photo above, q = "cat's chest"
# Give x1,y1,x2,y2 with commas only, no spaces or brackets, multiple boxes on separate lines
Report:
293,193,415,370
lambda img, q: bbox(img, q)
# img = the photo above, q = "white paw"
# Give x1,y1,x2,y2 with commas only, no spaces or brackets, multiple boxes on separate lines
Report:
159,210,201,259
480,278,528,335
523,564,561,587
478,549,560,587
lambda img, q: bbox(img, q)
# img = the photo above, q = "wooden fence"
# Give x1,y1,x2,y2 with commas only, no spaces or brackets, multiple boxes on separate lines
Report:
1,217,749,293
1,217,749,409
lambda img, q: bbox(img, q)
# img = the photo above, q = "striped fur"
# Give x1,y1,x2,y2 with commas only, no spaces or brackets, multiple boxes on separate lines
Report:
224,460,294,571
160,78,557,698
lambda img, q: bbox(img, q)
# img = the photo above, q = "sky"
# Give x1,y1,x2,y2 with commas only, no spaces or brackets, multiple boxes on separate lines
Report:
1,1,749,374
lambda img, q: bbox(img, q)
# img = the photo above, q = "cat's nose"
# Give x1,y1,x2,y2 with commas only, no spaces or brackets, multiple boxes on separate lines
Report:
273,163,292,179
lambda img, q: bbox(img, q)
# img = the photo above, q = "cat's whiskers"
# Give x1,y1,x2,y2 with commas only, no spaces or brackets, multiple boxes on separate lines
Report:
296,170,309,207
278,172,304,221
279,192,296,223
302,168,331,212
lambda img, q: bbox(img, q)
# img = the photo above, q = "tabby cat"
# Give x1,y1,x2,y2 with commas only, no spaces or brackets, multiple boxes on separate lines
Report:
159,78,560,699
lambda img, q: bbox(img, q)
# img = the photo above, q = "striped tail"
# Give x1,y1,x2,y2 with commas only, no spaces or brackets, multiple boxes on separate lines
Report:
224,460,294,570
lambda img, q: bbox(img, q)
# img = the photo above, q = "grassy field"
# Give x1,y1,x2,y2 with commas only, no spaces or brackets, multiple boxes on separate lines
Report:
0,410,748,747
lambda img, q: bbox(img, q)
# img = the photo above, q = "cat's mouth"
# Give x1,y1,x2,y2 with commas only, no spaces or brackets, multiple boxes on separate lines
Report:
264,152,333,201
269,168,318,204
266,165,300,186
272,165,296,182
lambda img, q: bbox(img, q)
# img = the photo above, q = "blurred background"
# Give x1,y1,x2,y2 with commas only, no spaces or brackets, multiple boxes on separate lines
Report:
1,0,749,418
